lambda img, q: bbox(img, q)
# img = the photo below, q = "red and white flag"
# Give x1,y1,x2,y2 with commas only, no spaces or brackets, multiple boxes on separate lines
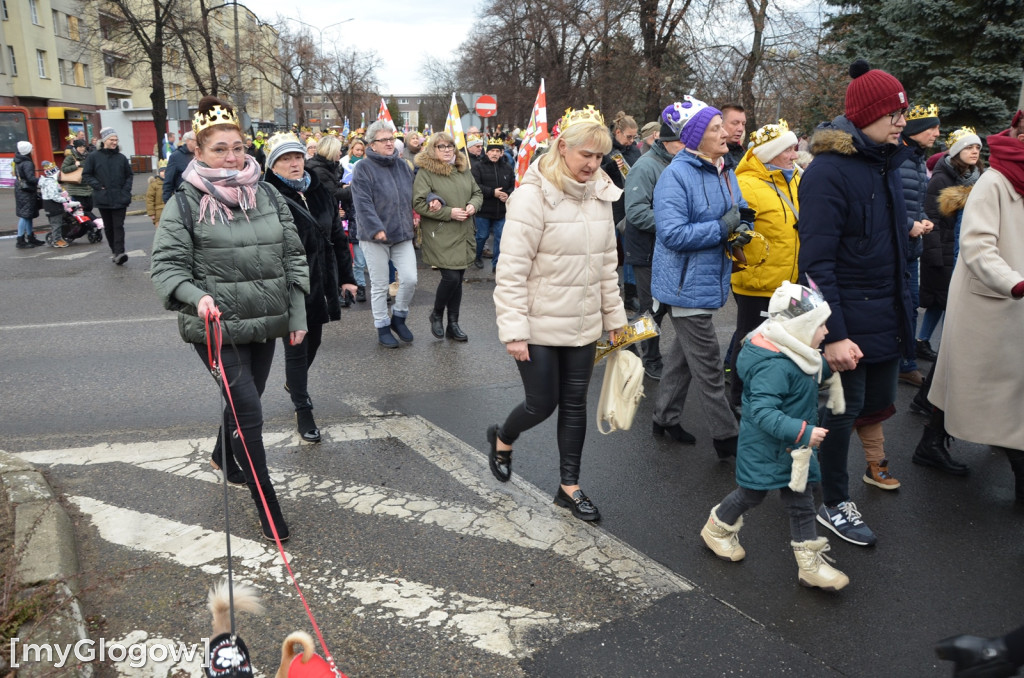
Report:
515,79,548,187
377,98,393,125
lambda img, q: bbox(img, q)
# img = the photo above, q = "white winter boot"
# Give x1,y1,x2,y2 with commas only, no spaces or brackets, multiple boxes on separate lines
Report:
700,505,745,561
791,537,849,591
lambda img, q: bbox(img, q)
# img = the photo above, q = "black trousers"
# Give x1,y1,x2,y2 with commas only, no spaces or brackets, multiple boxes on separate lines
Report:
433,268,465,320
499,343,596,486
283,321,324,411
99,207,127,255
729,293,771,407
196,341,278,504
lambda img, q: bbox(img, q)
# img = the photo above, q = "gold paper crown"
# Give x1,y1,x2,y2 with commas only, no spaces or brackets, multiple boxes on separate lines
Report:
487,136,504,146
560,105,605,132
947,126,977,147
65,132,77,143
193,104,240,134
749,119,790,148
300,126,312,133
157,159,168,169
907,103,939,121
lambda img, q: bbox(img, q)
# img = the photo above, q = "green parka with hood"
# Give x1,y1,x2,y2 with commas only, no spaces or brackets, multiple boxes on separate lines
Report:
412,149,483,270
151,182,310,345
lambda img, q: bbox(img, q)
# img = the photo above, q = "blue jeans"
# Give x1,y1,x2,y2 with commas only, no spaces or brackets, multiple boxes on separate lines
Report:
17,217,33,237
351,242,367,287
901,259,920,372
818,358,899,507
475,217,504,269
919,307,944,342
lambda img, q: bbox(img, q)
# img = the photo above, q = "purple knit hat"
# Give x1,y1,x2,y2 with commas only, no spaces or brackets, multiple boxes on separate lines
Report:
672,95,722,150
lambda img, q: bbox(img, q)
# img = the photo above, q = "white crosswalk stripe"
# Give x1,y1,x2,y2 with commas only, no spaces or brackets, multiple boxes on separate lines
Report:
9,413,691,673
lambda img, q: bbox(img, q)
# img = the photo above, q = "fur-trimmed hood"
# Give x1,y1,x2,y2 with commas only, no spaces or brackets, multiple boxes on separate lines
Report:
416,148,469,175
808,115,912,166
938,184,972,216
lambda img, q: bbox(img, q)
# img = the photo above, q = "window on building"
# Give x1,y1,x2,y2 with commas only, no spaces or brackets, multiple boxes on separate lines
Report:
323,109,331,120
74,61,85,86
68,15,79,40
0,49,5,73
98,13,117,39
36,49,46,78
399,98,408,105
102,53,125,79
1,0,8,21
80,63,89,86
7,46,15,76
57,58,65,83
28,0,38,24
52,9,58,34
304,95,311,104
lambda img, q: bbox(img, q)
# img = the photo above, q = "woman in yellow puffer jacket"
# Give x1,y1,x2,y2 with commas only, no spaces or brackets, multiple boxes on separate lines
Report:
728,120,801,407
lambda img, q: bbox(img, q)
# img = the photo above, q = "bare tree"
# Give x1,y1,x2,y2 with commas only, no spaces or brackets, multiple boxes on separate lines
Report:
321,48,382,126
99,0,176,142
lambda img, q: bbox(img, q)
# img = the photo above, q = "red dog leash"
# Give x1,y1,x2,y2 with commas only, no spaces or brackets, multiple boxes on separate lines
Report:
204,310,347,678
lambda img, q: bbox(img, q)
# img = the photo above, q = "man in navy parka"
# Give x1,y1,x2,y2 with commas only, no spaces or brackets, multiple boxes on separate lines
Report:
797,60,914,548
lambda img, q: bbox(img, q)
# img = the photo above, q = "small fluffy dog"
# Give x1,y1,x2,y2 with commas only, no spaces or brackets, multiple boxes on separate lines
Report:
207,579,342,678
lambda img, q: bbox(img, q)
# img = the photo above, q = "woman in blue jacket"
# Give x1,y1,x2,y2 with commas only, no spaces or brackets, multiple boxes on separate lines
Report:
650,96,752,459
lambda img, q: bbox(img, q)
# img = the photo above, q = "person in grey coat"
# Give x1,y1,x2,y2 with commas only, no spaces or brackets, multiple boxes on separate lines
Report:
351,120,418,348
623,104,686,382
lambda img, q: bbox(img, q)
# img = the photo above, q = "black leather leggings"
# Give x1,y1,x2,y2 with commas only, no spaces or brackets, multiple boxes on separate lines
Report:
433,268,465,320
499,342,596,485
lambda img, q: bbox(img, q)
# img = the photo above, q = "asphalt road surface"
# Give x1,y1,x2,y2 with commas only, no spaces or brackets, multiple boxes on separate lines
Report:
1,215,1021,677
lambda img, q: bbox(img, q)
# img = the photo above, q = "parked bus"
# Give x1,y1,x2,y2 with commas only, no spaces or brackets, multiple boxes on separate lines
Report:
0,106,87,187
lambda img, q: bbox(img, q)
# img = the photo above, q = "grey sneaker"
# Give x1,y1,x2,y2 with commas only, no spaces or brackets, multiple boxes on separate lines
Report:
816,501,876,546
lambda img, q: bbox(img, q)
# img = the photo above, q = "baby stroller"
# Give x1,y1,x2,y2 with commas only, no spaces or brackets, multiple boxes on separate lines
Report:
45,201,103,245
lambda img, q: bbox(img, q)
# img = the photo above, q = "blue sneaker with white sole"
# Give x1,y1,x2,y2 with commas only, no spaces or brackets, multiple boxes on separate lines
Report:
816,501,877,546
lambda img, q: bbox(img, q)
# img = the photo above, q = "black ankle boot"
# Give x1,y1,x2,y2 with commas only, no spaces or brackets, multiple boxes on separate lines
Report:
296,408,321,443
355,285,366,302
1003,448,1024,506
652,421,696,444
210,430,246,485
15,235,30,249
935,634,1014,677
912,426,969,476
446,321,468,342
487,424,511,482
429,312,444,339
713,435,738,460
251,484,289,541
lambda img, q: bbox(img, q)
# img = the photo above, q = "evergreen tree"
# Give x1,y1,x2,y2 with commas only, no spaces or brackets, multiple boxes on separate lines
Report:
824,0,1024,132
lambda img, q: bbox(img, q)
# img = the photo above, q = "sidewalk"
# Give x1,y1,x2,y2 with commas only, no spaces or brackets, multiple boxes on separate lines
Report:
1,172,153,237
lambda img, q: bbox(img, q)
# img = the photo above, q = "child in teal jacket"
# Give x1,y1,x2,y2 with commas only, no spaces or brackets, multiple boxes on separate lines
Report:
700,280,851,592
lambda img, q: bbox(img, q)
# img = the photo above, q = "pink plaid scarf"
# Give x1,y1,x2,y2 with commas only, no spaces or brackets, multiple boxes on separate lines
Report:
182,155,261,224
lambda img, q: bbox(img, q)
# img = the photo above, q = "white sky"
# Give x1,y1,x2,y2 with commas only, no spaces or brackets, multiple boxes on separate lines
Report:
236,0,478,94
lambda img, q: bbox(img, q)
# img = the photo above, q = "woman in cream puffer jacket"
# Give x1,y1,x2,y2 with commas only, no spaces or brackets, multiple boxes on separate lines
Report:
490,115,627,523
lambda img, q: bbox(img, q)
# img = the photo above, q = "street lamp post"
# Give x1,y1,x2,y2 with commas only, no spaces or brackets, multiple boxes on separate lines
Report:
286,17,353,53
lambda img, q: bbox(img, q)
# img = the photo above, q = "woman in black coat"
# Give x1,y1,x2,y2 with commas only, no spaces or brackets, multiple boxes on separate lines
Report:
919,129,982,351
83,127,133,264
13,141,43,248
264,132,357,442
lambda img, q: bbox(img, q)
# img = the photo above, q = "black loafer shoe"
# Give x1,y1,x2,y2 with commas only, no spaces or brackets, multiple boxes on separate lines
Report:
429,312,445,339
652,421,696,444
487,424,511,482
554,487,600,521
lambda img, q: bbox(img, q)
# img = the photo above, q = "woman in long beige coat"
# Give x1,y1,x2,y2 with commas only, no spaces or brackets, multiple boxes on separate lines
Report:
487,108,627,522
915,116,1024,504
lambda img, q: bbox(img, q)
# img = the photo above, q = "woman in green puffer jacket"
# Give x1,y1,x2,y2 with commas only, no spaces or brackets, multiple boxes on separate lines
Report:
151,96,309,543
413,132,483,342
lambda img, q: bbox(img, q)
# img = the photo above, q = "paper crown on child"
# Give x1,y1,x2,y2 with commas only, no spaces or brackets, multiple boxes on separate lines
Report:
767,280,831,347
947,126,981,157
41,161,59,176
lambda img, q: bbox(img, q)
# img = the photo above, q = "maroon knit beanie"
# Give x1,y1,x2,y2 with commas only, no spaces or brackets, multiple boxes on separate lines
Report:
844,60,907,129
